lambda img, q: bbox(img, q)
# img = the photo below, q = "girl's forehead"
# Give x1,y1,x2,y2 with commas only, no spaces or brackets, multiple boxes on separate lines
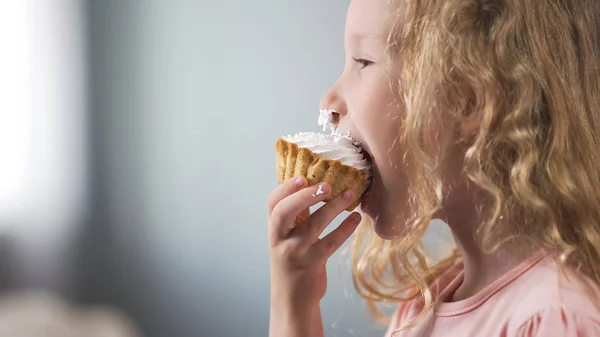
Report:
345,0,392,42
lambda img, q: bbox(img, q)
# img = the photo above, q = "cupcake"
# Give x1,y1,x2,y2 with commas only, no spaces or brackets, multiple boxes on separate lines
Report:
275,110,372,211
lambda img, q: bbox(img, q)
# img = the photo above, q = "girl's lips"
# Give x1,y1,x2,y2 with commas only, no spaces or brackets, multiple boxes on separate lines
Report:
360,148,375,179
360,149,375,208
361,148,373,163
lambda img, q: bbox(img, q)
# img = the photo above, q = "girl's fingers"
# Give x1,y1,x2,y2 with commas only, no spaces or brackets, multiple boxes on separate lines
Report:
296,209,310,224
269,183,331,240
305,190,356,242
311,212,362,261
267,176,307,215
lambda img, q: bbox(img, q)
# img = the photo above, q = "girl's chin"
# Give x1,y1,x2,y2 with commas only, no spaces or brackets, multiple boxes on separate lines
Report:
360,188,405,240
372,214,402,240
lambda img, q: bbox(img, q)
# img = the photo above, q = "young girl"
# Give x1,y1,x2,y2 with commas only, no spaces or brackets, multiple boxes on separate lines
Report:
267,0,600,336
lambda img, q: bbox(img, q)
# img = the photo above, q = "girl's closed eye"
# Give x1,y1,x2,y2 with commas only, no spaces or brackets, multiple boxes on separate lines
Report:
352,57,374,69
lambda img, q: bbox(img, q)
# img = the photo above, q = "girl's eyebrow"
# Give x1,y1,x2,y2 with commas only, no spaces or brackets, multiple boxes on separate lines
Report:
349,29,386,47
350,31,373,41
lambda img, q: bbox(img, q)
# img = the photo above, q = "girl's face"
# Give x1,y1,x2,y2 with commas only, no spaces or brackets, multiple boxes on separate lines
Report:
320,0,410,239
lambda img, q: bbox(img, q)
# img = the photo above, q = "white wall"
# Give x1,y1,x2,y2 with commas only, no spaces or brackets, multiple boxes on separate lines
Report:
88,0,394,336
0,0,88,292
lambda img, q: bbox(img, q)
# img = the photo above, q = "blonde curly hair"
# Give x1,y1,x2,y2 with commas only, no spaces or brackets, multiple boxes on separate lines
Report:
351,0,600,329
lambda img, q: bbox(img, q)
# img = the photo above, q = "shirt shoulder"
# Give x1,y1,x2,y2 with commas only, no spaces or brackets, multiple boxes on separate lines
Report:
514,306,600,337
502,257,600,336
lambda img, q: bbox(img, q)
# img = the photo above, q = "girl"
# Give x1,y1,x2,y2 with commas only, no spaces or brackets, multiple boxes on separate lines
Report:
267,0,600,336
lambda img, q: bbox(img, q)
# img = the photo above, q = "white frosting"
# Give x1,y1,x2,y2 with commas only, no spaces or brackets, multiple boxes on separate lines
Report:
318,109,362,145
318,109,337,133
312,185,325,197
282,132,371,171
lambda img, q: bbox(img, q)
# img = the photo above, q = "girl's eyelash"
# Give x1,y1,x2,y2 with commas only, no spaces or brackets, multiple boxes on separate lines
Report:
352,58,374,69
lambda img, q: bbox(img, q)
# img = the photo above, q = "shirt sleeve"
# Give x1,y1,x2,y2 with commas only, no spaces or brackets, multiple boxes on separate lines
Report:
516,306,600,337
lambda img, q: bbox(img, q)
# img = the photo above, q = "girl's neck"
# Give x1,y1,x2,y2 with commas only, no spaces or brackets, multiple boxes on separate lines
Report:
439,197,530,301
450,238,527,301
438,159,535,301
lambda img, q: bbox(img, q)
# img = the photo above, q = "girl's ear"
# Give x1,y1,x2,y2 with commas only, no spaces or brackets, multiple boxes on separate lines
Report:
459,109,483,138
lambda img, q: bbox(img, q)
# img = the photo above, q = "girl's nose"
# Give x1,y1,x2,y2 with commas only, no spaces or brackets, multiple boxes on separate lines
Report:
319,81,347,121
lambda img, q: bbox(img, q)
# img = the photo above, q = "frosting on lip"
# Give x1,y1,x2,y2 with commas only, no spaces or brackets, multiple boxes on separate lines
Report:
318,109,362,146
318,109,338,134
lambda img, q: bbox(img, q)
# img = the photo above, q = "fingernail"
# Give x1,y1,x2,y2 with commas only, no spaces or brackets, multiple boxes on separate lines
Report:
294,177,306,187
342,190,354,201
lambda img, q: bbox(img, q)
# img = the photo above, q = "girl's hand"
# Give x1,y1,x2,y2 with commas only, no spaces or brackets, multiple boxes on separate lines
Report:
267,176,362,337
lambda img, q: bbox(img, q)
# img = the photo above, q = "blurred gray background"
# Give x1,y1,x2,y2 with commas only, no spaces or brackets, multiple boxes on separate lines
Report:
1,0,404,336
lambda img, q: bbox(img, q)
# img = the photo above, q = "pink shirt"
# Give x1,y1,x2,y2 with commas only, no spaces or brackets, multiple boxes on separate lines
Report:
385,252,600,337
